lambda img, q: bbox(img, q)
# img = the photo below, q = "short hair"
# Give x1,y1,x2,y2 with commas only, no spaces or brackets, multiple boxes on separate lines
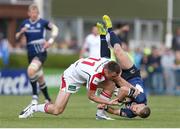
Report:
104,61,121,74
28,4,39,12
139,106,151,118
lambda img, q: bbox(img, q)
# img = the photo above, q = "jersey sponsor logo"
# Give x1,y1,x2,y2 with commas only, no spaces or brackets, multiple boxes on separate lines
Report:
68,85,76,91
26,29,41,33
36,23,41,28
130,69,135,74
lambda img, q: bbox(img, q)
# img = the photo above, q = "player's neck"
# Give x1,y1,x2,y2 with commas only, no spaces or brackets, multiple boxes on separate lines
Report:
29,17,40,24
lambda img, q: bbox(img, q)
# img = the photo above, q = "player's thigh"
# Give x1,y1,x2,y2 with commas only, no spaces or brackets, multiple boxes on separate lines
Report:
114,44,133,69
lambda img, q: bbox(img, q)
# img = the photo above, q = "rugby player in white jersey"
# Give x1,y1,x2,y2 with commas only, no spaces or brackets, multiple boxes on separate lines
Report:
19,57,124,118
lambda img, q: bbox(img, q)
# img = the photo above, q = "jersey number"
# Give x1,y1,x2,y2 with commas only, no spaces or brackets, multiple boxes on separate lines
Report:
82,58,100,66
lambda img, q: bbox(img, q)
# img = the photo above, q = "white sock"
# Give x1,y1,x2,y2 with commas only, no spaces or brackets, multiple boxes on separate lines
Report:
32,104,46,112
96,91,111,115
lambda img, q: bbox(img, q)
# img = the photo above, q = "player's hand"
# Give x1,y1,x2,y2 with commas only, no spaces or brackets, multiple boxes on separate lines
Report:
108,98,119,105
97,104,106,109
20,27,28,34
43,41,51,49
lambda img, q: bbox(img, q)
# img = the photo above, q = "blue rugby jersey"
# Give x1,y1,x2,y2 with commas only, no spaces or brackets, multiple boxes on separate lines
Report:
18,18,52,56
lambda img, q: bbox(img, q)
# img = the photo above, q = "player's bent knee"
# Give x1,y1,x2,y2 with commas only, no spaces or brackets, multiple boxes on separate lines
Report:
53,107,64,115
27,67,36,78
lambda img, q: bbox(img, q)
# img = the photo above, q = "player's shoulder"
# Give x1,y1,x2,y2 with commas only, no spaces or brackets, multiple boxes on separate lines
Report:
86,34,95,40
22,19,30,24
39,18,49,23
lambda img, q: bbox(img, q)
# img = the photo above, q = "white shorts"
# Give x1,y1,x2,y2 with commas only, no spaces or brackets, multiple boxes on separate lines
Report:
60,75,81,93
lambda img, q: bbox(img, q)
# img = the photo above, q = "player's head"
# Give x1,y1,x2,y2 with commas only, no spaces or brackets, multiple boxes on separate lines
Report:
28,4,39,21
92,25,99,36
130,103,151,118
104,61,121,80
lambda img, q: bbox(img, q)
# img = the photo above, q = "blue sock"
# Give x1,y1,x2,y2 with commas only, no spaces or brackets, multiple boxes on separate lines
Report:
100,35,110,58
110,31,122,47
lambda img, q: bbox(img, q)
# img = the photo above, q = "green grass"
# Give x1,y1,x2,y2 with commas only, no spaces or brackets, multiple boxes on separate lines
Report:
0,87,180,128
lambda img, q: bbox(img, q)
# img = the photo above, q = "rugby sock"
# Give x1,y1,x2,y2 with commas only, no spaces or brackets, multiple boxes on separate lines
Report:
30,80,38,96
40,83,51,102
97,91,111,115
32,103,46,112
100,35,110,58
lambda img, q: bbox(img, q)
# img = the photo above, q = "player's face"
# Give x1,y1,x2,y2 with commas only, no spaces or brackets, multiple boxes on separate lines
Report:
28,9,39,21
104,70,119,80
92,26,99,36
121,25,130,32
130,103,145,115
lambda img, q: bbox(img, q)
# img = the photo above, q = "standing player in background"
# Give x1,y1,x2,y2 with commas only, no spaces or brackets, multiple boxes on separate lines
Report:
79,25,100,58
16,4,59,112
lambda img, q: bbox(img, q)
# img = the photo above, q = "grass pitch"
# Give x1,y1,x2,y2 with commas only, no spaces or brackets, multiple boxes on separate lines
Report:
0,87,180,128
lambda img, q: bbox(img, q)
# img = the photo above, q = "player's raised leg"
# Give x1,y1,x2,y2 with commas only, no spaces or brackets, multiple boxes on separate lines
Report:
96,22,111,58
103,15,122,46
103,15,133,69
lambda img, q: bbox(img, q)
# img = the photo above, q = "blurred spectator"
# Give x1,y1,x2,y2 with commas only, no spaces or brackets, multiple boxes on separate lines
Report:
140,52,150,94
174,51,180,94
172,27,180,51
0,32,10,66
161,48,175,95
79,25,100,58
133,47,143,69
147,46,164,94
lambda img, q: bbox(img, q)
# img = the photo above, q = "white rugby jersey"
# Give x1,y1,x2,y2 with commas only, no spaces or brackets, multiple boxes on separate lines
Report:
83,34,101,58
63,57,110,91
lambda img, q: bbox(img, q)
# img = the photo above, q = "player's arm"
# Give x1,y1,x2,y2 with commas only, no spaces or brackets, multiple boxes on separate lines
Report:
106,106,136,118
48,23,59,44
105,106,120,115
44,23,59,49
87,90,118,105
113,76,140,102
79,38,89,58
15,26,27,40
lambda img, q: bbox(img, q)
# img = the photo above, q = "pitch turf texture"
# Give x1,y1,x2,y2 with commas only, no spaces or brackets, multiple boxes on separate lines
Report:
0,87,180,128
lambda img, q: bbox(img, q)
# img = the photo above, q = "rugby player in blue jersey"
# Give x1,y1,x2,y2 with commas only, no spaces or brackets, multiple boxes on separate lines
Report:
96,15,150,119
16,4,59,116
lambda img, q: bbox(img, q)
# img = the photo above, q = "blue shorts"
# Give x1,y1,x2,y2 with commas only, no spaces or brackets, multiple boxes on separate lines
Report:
128,77,147,104
28,52,47,64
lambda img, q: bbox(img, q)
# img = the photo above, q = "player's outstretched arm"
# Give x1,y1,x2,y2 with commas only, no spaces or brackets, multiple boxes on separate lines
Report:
44,23,59,49
106,106,120,115
15,27,27,40
87,90,118,105
114,76,140,102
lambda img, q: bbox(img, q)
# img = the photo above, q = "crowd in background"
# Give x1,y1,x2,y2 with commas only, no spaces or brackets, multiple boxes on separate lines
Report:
0,23,180,95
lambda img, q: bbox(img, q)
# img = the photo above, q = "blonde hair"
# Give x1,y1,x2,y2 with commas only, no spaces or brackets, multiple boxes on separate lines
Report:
28,4,39,12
